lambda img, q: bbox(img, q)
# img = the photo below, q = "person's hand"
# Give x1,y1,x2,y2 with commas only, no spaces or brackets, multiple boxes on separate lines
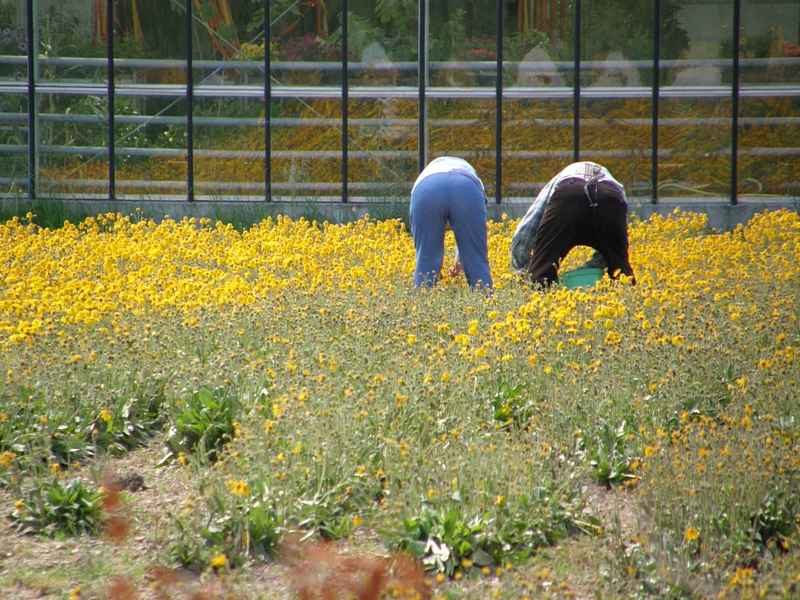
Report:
448,247,462,278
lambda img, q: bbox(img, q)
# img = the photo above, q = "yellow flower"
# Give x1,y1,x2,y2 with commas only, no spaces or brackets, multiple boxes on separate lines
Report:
0,451,16,467
441,372,451,383
100,409,112,422
353,515,363,526
226,479,250,496
685,527,700,541
210,553,228,569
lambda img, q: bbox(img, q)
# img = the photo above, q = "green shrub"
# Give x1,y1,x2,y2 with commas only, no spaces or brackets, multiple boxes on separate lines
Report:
161,386,240,465
10,476,104,537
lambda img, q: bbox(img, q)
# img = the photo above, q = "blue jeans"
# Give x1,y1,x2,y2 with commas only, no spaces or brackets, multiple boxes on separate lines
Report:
410,172,493,290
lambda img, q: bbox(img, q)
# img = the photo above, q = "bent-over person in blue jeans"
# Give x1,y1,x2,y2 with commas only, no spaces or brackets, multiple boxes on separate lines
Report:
410,157,493,290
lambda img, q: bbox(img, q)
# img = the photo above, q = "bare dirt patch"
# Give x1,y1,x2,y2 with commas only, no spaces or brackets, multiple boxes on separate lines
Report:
0,452,647,600
0,444,294,599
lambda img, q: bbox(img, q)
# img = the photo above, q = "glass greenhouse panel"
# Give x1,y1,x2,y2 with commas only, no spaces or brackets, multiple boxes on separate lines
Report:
737,1,800,199
190,1,265,200
0,104,28,191
424,2,500,199
346,1,419,202
502,0,572,201
263,0,343,199
502,97,574,201
577,1,656,198
35,92,109,197
653,1,729,200
737,96,800,199
0,19,28,82
655,94,733,200
1,2,27,192
0,0,27,191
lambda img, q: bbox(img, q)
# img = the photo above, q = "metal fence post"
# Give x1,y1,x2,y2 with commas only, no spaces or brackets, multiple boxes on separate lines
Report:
186,0,195,202
265,0,271,202
731,0,740,205
418,0,427,174
107,0,116,201
342,0,348,203
572,0,580,163
652,0,660,204
26,0,36,199
495,0,503,204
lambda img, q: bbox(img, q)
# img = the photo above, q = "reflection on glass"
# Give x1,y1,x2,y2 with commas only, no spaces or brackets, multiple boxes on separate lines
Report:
734,2,800,199
191,5,261,200
36,94,109,197
503,98,572,201
656,97,732,199
267,2,341,199
738,98,800,198
515,47,564,88
656,1,741,199
0,3,27,191
346,13,417,201
109,0,189,198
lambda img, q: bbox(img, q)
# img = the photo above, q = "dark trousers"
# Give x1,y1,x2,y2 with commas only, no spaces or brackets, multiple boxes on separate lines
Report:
526,178,635,287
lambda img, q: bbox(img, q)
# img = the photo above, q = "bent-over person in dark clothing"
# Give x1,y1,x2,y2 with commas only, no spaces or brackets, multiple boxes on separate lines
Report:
510,162,635,288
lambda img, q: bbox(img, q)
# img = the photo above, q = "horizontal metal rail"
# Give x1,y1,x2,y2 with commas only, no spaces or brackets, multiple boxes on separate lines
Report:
3,81,800,99
4,177,799,192
2,55,797,71
2,144,798,161
4,113,799,128
11,177,797,198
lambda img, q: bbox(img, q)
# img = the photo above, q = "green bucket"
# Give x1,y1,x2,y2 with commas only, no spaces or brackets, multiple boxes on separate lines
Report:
560,267,604,290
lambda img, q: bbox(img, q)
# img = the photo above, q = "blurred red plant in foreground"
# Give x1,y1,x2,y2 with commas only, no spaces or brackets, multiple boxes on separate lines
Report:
285,535,431,600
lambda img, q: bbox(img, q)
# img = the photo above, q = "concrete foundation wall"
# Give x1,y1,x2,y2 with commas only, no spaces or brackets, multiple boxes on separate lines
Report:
5,196,799,232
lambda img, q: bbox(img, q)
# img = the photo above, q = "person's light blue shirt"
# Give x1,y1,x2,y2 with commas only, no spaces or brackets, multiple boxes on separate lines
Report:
412,157,487,200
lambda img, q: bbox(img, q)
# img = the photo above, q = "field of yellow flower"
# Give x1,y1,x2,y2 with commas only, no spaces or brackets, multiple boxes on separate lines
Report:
1,208,799,599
